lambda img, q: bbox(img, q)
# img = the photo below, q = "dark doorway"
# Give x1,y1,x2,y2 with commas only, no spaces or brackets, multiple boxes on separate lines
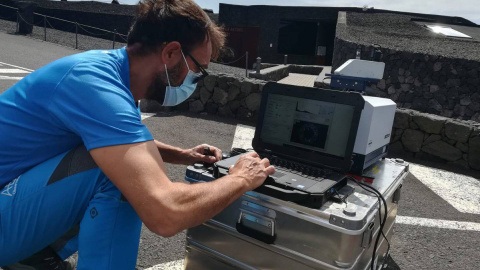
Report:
277,20,317,56
222,27,260,68
317,21,337,65
277,19,337,65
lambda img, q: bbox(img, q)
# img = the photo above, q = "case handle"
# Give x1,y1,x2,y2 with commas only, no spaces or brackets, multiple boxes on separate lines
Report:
236,211,276,244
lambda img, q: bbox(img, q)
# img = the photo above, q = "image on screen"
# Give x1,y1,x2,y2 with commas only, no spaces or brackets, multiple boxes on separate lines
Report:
260,94,354,158
290,120,329,149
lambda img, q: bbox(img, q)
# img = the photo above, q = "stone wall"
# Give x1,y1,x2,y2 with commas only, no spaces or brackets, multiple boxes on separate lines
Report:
289,65,325,75
249,64,325,81
141,73,267,122
258,63,278,70
391,109,480,170
141,74,480,172
333,39,480,122
249,65,289,81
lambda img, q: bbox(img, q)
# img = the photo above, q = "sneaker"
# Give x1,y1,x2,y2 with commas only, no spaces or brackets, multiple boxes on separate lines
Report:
3,247,76,270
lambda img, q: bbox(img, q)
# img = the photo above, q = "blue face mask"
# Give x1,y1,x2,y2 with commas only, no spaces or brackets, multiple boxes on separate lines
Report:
162,51,202,107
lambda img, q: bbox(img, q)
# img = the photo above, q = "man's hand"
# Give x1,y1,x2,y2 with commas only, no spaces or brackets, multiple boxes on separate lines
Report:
184,144,222,164
154,140,221,165
228,152,275,190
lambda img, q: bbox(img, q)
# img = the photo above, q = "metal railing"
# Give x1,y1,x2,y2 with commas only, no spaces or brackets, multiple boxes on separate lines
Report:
0,3,252,76
213,51,249,77
0,3,128,49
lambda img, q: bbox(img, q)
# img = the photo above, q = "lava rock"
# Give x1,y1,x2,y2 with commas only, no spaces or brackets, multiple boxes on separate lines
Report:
468,135,480,170
200,87,212,104
444,120,472,143
412,113,446,134
189,100,204,113
212,87,228,105
422,140,462,161
203,75,216,92
393,109,411,129
245,93,262,111
401,129,424,152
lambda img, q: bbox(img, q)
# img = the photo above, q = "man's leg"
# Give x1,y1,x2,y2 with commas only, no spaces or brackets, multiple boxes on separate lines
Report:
0,146,142,269
50,225,80,260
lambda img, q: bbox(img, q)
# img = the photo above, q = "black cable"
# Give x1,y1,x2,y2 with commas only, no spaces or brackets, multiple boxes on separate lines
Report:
334,189,348,205
363,181,389,269
347,176,388,270
354,180,384,270
381,230,391,268
355,180,388,270
364,182,391,268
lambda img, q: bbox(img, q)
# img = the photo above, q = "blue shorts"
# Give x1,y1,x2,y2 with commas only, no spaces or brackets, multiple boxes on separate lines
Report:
0,146,142,269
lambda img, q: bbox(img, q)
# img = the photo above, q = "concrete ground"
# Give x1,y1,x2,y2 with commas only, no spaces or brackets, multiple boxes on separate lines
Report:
1,31,479,270
278,73,318,87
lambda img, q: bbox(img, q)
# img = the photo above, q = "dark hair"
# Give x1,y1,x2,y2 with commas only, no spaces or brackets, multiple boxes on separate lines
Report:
127,0,225,59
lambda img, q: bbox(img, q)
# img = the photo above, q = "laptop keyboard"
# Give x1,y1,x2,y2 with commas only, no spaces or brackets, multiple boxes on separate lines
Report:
265,155,333,180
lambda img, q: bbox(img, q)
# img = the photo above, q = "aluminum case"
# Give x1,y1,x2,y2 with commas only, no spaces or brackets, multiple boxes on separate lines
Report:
184,158,408,270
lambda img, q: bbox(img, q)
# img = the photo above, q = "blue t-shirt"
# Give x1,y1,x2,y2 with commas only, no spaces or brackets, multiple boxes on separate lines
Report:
0,47,153,186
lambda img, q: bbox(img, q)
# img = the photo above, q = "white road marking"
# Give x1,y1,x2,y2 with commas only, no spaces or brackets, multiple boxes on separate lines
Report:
409,164,480,215
397,216,480,231
141,113,156,120
0,68,30,73
145,259,184,270
0,75,24,80
0,61,34,72
231,124,255,150
0,62,33,81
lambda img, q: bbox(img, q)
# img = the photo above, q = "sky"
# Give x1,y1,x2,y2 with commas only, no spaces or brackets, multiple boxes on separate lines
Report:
68,0,480,24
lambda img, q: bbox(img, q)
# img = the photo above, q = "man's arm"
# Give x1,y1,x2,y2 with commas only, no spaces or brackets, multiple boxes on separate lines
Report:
154,140,222,165
90,140,273,237
154,140,187,164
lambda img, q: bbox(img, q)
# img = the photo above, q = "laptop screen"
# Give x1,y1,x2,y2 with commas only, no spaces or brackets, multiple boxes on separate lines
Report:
260,94,355,159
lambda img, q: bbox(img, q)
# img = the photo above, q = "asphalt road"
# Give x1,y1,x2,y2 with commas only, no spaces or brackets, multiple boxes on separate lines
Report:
0,31,479,270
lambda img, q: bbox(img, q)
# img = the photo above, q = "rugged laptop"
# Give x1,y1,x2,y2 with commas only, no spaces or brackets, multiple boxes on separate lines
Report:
215,83,365,207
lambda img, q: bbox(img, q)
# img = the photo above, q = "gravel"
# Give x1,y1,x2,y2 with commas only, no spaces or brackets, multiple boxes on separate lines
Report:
209,62,251,77
340,12,480,62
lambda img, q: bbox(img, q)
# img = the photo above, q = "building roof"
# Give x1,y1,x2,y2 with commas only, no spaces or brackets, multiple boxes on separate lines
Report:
220,4,477,26
338,12,480,61
5,0,218,22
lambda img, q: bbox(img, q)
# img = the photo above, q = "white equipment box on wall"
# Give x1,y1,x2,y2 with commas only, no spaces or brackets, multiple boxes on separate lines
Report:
335,59,385,80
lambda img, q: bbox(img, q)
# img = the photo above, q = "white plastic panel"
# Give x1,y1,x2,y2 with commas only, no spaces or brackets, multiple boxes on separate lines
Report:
334,59,385,80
